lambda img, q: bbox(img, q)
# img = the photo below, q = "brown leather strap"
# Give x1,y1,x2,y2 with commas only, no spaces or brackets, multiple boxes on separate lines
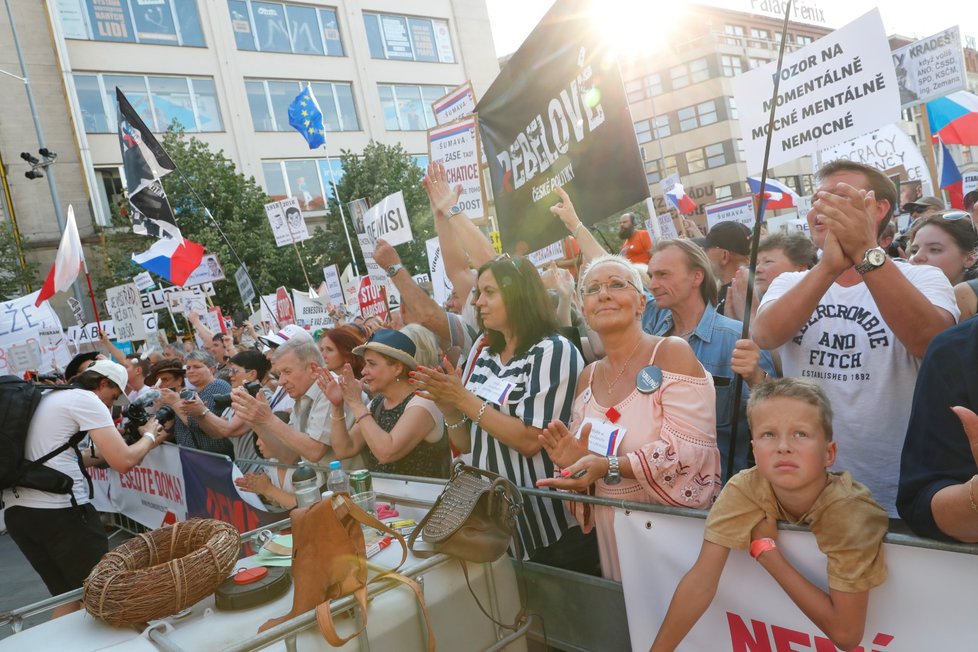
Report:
458,558,527,631
334,492,409,574
315,586,368,647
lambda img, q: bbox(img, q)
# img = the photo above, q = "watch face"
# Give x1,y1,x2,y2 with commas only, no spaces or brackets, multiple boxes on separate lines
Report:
867,248,887,266
449,205,462,216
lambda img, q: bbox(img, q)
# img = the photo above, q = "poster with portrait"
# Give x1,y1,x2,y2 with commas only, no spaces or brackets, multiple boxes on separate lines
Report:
265,197,310,247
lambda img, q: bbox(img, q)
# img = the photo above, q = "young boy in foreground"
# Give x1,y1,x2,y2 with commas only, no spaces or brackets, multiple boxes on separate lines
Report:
650,378,887,652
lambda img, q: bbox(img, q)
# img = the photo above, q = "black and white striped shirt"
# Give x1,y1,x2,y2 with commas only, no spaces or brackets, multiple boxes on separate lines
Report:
463,334,583,559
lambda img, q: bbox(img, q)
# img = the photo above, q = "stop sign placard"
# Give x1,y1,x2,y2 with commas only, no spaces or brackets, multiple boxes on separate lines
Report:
276,286,295,326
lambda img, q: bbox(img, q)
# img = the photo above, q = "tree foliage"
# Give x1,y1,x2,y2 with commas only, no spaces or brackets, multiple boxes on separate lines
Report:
0,220,33,300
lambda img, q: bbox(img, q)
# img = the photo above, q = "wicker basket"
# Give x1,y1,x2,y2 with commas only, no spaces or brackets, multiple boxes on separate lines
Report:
83,519,241,626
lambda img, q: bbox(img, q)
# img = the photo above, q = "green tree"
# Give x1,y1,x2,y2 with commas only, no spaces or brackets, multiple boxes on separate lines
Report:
0,220,33,300
308,140,432,278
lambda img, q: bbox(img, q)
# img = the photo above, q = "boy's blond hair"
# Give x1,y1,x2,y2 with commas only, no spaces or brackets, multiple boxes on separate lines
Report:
747,378,834,441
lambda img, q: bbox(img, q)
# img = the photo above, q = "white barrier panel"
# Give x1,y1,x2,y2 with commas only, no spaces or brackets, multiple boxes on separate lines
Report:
616,508,977,651
89,443,187,528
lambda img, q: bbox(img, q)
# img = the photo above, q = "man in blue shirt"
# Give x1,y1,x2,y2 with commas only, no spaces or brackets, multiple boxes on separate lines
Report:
643,239,775,480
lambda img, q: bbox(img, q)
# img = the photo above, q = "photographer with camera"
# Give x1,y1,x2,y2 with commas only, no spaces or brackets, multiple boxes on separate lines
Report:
181,350,275,473
3,360,168,618
157,351,233,458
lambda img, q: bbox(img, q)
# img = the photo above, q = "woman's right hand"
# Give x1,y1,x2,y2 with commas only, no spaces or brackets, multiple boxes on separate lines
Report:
235,472,271,494
411,357,469,407
423,161,463,218
538,419,591,469
316,369,344,407
338,364,366,408
550,186,583,233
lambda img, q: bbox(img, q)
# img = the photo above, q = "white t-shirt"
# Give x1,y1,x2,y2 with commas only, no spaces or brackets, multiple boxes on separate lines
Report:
760,261,958,516
2,389,115,508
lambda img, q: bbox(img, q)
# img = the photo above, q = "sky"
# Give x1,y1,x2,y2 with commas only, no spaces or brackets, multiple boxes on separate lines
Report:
485,0,977,58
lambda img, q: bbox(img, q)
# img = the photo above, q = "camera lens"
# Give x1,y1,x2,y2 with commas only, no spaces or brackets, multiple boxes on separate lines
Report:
212,393,232,413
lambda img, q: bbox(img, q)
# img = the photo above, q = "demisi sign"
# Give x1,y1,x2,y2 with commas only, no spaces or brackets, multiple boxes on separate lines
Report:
476,0,647,253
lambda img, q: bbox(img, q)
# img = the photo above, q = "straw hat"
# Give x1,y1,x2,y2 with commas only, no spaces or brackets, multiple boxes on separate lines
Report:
352,329,418,370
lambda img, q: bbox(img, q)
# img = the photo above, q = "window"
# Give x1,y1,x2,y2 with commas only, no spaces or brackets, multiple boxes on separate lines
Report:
626,74,663,103
750,28,770,40
94,167,124,227
411,155,429,171
245,79,359,132
55,0,204,46
720,55,742,77
670,65,690,90
363,12,454,63
74,72,223,133
678,100,717,132
378,83,450,130
748,57,769,69
262,158,346,208
228,0,343,56
687,143,727,173
690,58,709,83
633,114,670,143
634,120,651,145
644,156,678,185
724,24,744,45
687,148,705,174
715,184,733,202
736,139,745,161
796,35,813,46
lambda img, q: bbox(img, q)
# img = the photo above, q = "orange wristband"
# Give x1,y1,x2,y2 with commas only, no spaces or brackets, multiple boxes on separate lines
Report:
750,537,777,560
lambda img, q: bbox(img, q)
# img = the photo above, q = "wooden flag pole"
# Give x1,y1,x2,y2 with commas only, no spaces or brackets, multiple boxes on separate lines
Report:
920,103,941,197
282,211,315,294
81,258,101,331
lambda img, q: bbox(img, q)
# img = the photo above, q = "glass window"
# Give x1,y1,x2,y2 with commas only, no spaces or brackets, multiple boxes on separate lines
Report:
192,78,223,131
634,120,652,144
715,184,733,201
232,0,344,56
644,156,678,185
670,65,689,90
687,148,705,174
58,0,203,46
378,85,399,130
394,85,424,130
253,1,291,52
248,79,358,132
690,58,709,83
411,155,429,171
310,82,339,131
721,55,741,77
363,12,455,63
705,143,726,168
317,158,344,201
173,0,204,46
723,24,744,45
736,139,745,161
246,80,274,130
625,79,643,104
420,86,446,127
74,74,110,133
94,167,124,226
131,0,178,45
228,0,256,49
654,114,670,139
378,84,446,130
408,17,438,62
645,73,663,97
284,159,324,211
268,80,301,130
85,0,135,42
727,96,738,119
286,4,323,55
105,74,151,127
678,106,697,132
333,83,358,131
149,76,197,131
748,57,769,69
319,8,343,55
796,35,813,45
698,100,717,126
363,12,384,58
262,162,288,201
750,28,769,40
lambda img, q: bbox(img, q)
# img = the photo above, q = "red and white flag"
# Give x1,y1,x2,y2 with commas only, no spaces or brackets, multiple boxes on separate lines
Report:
35,205,84,307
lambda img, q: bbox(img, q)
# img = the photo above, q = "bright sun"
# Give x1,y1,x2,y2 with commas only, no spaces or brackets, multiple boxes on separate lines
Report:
589,0,689,60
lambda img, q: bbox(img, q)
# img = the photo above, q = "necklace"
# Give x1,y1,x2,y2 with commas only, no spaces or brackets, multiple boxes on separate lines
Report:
602,337,645,395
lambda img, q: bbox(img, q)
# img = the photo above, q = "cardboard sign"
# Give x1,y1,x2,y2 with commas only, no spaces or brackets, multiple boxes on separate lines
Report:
362,191,413,247
528,241,565,267
265,197,310,247
67,313,159,345
732,9,900,173
180,254,225,287
891,26,966,109
275,286,295,326
476,0,648,252
292,288,334,330
817,123,934,197
235,263,256,306
322,264,345,308
357,277,388,321
357,233,388,284
428,116,487,220
133,271,155,291
705,196,756,230
432,81,477,126
106,282,147,342
143,284,212,315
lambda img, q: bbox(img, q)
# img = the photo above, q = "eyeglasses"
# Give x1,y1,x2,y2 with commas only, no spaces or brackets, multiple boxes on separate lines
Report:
581,279,640,296
491,253,525,279
942,211,977,233
227,366,244,375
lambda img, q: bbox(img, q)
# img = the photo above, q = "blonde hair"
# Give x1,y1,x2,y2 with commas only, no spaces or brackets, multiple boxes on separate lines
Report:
578,254,644,298
747,378,834,440
399,323,439,369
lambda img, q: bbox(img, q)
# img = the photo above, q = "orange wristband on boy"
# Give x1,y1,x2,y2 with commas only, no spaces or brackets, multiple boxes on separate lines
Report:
750,537,777,560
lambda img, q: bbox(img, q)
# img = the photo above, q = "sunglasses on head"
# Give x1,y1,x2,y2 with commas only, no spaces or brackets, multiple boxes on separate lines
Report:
491,253,525,279
941,211,977,232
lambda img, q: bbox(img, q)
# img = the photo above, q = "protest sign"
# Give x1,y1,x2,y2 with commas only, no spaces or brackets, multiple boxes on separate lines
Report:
180,254,225,287
357,233,387,284
166,290,207,316
106,283,147,342
528,241,565,267
891,26,966,109
133,271,155,291
428,116,486,220
362,191,413,247
275,286,295,326
732,9,900,173
348,197,370,236
766,213,810,234
67,296,85,326
292,288,333,330
476,0,647,253
964,171,978,196
259,293,277,326
67,313,158,346
265,197,310,247
143,284,211,314
425,237,452,305
358,277,388,321
234,264,256,306
644,197,661,240
817,123,934,196
322,264,345,308
39,328,73,372
432,81,477,125
705,196,756,230
413,273,430,286
90,444,187,528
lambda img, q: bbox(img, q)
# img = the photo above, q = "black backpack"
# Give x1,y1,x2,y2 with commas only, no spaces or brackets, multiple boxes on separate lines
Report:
0,375,92,507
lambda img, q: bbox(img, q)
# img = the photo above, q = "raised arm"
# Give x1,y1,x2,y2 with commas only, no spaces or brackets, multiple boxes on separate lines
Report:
372,239,453,346
550,186,607,264
425,162,495,278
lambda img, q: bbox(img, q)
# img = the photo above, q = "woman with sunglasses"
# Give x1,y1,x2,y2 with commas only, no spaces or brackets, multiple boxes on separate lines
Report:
412,254,597,573
907,211,978,320
533,255,721,580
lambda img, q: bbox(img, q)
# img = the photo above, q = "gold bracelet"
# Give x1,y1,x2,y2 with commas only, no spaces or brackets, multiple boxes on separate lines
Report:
969,475,978,513
331,409,346,421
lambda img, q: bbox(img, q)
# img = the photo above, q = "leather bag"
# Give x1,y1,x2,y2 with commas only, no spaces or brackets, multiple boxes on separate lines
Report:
259,493,434,650
409,462,522,564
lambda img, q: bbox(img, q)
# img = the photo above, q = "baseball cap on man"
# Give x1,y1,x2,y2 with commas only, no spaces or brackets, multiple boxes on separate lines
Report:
87,359,128,393
693,221,751,256
902,196,944,214
258,324,313,349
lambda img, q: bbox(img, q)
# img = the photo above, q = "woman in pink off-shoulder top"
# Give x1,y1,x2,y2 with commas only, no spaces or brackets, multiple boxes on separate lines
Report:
537,254,721,580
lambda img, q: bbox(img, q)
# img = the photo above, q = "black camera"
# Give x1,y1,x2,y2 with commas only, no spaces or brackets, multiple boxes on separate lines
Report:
180,388,197,400
212,380,262,413
122,390,161,444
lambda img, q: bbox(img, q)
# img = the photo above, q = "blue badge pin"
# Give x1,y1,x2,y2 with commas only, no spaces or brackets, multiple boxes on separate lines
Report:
636,365,663,394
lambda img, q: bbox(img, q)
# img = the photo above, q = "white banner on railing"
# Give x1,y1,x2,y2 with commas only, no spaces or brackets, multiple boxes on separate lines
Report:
616,508,977,651
90,443,187,528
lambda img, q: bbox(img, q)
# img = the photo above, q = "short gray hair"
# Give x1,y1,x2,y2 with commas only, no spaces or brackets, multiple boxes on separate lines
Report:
579,254,644,297
186,350,217,369
273,337,324,367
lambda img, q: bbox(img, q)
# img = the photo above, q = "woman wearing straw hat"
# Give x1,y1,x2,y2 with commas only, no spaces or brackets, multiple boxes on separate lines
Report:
320,326,450,479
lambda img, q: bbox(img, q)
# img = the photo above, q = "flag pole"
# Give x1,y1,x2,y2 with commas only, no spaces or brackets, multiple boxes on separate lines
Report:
321,145,361,276
81,258,101,331
282,208,316,294
726,0,794,482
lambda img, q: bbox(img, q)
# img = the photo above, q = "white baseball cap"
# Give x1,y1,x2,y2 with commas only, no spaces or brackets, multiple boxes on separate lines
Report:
258,324,313,349
87,359,128,393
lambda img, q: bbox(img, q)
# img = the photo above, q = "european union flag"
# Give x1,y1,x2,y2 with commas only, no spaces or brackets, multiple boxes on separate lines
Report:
287,84,326,149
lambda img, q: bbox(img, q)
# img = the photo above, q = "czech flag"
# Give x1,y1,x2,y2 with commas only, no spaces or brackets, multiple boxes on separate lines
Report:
132,237,205,285
939,142,964,209
747,176,799,210
927,91,978,146
35,205,84,307
664,181,697,215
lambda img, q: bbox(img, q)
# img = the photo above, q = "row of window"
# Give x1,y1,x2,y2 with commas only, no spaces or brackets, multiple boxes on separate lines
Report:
642,140,742,185
633,97,737,144
75,72,452,135
56,0,458,64
722,24,815,47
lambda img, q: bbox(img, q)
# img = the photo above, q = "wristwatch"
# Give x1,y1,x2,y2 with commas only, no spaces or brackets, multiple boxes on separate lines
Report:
854,246,887,275
604,456,622,485
448,204,463,217
386,263,404,278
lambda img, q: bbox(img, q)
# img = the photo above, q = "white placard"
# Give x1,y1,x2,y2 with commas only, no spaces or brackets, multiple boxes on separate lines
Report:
67,314,158,345
732,9,900,173
428,116,486,220
425,237,453,305
235,264,256,306
265,197,310,247
180,254,225,287
105,283,147,342
705,196,756,230
658,212,680,240
362,191,413,247
816,123,934,197
432,81,477,126
133,271,155,292
528,241,565,267
766,213,811,235
259,293,277,327
891,26,966,109
645,197,662,240
322,264,345,308
38,328,73,372
142,284,211,315
165,290,207,317
412,273,430,286
963,171,978,196
291,288,334,330
357,233,388,284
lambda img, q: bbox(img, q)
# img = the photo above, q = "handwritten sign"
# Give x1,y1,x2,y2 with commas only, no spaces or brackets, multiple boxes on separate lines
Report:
106,283,146,342
891,26,966,109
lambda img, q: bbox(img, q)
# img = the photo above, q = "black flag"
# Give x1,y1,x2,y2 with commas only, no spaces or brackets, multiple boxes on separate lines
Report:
116,88,180,239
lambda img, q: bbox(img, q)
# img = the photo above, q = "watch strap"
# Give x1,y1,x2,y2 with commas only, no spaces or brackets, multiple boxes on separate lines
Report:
855,247,886,275
386,263,404,278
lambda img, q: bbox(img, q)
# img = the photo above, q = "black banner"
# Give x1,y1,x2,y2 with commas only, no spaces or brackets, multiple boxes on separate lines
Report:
476,0,647,253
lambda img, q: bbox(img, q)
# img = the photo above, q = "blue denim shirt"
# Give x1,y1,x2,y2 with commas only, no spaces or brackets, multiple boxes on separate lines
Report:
641,298,777,481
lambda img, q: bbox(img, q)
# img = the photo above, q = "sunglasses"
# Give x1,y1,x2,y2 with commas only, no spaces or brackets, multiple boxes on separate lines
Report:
941,210,977,233
490,253,525,279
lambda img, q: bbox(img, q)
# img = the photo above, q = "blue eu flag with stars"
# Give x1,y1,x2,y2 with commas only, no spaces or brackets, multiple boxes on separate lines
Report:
287,84,326,149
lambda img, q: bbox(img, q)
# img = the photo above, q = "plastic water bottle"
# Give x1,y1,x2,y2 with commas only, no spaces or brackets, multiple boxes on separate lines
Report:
292,463,321,508
326,460,350,495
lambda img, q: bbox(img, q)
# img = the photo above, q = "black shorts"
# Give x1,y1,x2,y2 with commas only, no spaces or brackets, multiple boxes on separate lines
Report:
5,503,109,596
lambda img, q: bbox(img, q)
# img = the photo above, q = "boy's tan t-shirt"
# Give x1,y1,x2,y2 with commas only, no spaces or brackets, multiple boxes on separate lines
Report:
704,468,888,592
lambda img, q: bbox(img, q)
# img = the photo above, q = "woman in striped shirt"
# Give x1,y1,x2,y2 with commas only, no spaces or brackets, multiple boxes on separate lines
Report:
412,254,598,573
